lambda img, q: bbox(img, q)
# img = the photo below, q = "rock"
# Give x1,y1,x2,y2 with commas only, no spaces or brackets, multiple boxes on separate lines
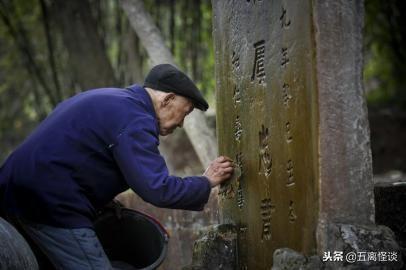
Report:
273,223,404,269
182,224,237,270
272,248,322,270
319,222,404,269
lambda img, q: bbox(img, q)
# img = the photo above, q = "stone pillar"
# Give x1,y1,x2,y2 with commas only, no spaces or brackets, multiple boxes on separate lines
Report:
312,0,375,254
212,0,402,269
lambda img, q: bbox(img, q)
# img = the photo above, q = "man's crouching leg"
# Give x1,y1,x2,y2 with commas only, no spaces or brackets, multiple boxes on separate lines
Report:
18,219,113,270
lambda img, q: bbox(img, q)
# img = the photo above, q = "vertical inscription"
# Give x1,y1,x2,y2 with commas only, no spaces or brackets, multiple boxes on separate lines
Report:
237,185,245,209
234,116,243,142
285,121,293,143
280,4,298,239
286,159,295,187
231,46,244,209
281,47,289,67
233,85,241,107
232,51,240,72
236,152,244,174
260,198,275,240
282,82,292,107
279,6,291,28
259,125,272,177
251,40,266,84
288,200,297,223
236,152,245,209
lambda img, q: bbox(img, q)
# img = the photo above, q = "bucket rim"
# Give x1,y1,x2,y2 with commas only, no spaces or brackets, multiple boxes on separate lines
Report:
94,206,170,270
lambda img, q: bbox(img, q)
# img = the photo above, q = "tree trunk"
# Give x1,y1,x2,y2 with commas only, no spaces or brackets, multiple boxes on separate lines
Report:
39,0,62,101
50,0,116,90
124,26,144,84
120,0,217,168
0,0,57,107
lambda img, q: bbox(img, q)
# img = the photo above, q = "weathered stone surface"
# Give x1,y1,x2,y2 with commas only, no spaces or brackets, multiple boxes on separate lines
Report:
212,0,387,268
0,217,38,270
273,224,404,269
313,0,375,232
213,0,319,267
272,248,322,270
318,223,403,269
183,224,237,270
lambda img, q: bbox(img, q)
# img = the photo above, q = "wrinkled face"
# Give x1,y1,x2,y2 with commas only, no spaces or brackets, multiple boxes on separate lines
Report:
157,93,194,136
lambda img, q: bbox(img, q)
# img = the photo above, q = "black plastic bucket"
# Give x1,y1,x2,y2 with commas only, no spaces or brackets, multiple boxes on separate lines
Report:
94,207,169,270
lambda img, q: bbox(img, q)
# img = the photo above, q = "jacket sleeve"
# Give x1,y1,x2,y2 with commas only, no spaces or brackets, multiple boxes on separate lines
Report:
112,116,211,211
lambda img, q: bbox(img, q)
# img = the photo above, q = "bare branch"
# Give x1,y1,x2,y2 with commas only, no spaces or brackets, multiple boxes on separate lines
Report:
120,0,218,168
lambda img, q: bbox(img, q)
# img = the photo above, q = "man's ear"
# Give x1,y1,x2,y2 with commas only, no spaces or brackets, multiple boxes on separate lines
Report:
162,93,176,107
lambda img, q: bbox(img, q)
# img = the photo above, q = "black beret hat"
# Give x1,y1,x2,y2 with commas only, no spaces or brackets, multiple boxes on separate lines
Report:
144,64,209,111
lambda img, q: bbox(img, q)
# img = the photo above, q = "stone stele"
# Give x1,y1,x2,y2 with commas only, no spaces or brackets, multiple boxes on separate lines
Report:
211,0,401,269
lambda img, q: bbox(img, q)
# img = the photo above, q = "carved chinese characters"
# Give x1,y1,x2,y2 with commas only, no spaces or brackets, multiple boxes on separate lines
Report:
260,198,276,240
251,40,266,85
259,125,272,178
214,0,318,267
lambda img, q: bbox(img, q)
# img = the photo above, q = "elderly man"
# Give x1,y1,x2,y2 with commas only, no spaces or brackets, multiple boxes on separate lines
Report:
0,64,233,269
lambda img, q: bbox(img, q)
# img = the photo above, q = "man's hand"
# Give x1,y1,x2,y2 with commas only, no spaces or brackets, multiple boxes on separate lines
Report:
203,156,234,187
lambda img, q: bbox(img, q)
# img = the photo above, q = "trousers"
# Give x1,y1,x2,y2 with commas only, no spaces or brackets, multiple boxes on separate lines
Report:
18,218,134,270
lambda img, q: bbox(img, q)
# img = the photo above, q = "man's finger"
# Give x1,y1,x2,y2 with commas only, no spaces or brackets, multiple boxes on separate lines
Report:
222,167,234,173
217,156,232,163
220,161,233,168
223,172,232,179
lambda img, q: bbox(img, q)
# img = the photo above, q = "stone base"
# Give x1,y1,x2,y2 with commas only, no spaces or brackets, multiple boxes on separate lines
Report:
182,224,236,270
272,248,322,270
283,222,406,269
185,222,403,269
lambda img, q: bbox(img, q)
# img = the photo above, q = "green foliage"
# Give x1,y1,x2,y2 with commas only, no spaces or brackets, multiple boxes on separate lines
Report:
364,0,406,108
145,0,215,106
0,0,216,162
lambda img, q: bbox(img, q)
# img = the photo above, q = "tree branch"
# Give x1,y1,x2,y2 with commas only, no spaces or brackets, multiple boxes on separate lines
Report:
0,0,57,108
39,0,62,101
120,0,217,168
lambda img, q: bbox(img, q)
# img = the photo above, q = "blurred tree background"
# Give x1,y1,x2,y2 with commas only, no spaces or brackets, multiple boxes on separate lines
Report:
0,0,215,163
0,0,405,268
364,0,406,109
364,0,406,174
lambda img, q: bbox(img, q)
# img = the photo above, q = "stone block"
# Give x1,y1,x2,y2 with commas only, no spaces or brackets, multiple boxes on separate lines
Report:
272,248,322,270
182,224,237,270
318,223,403,269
